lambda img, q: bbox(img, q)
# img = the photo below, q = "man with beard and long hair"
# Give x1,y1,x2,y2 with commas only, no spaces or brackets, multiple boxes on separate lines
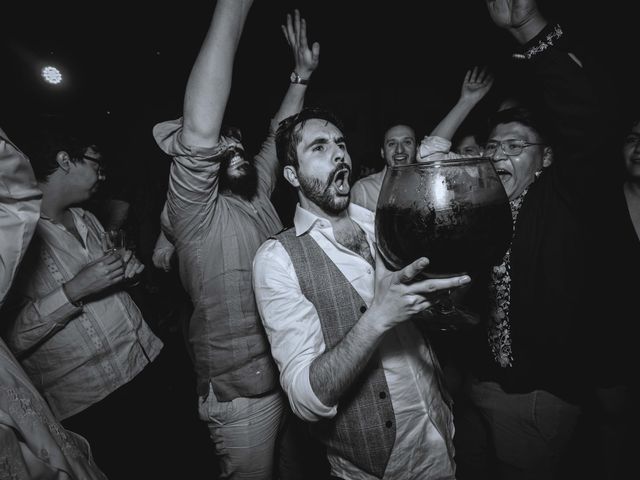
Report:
252,107,472,480
152,1,321,478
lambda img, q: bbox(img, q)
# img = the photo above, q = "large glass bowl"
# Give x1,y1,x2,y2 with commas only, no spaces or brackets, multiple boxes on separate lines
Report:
376,156,512,278
375,156,512,331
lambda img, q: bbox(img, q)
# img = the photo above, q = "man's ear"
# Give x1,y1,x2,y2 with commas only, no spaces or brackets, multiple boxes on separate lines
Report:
56,151,71,173
542,146,553,168
283,165,300,188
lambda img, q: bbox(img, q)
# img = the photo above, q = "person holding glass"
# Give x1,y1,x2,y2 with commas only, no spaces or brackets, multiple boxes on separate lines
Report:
1,126,166,479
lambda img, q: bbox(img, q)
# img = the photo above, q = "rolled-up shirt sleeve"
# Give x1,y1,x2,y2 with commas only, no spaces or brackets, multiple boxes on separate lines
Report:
252,239,337,422
418,135,458,160
152,118,231,242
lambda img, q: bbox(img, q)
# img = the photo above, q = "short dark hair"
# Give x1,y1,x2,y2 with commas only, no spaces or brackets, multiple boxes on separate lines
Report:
487,106,549,143
23,126,98,183
275,107,345,169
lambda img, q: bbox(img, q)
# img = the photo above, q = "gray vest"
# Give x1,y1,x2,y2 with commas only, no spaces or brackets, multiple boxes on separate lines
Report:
275,228,395,479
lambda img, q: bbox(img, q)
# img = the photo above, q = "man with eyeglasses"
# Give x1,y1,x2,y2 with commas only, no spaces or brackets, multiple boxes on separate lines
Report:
1,126,167,479
451,0,616,478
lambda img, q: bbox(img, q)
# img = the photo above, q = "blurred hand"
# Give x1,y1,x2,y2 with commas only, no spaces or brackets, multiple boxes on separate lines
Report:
152,245,175,272
485,0,540,30
282,9,320,79
121,249,145,279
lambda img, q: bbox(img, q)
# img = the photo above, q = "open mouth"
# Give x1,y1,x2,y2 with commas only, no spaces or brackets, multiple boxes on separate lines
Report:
494,168,511,179
229,155,246,167
333,167,351,194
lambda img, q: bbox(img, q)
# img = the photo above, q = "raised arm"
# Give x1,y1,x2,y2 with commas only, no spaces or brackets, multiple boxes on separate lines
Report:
273,9,320,125
430,66,494,140
182,0,255,148
254,9,321,195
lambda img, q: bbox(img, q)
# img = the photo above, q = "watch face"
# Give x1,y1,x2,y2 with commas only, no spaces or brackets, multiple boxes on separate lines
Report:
290,72,307,84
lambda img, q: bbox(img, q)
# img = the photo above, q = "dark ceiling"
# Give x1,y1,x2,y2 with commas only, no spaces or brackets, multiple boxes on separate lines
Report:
2,0,636,167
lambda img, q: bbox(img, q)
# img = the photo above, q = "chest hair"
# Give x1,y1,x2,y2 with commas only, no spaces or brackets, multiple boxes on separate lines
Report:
334,222,374,267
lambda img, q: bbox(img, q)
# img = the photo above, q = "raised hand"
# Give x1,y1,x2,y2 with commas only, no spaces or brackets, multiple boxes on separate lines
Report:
282,9,320,80
485,0,539,30
460,66,494,105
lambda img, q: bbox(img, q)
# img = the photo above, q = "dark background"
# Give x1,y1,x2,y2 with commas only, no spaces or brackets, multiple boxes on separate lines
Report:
2,0,637,172
1,2,635,477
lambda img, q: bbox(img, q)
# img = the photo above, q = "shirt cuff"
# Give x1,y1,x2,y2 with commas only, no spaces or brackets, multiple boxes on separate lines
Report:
290,364,338,422
40,286,83,318
418,135,452,159
152,118,233,160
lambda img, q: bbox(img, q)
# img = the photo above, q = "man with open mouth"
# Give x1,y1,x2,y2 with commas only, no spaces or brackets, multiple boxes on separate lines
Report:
252,107,471,479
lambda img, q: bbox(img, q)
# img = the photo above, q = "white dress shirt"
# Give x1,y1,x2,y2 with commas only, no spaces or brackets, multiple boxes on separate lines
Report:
253,203,455,480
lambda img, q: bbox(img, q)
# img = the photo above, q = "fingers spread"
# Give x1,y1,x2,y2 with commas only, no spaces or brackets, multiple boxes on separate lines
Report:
398,257,429,284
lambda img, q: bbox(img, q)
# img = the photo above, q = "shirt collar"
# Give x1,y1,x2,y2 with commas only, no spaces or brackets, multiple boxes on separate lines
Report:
40,207,86,222
293,202,375,237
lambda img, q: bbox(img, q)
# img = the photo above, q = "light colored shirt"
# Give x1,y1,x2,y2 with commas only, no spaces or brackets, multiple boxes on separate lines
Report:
350,168,386,212
253,203,456,480
0,128,41,309
351,136,459,212
5,208,163,420
153,118,282,400
0,127,106,479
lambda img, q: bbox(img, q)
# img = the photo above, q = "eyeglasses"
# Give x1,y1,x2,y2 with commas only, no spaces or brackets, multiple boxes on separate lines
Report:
623,135,640,147
484,140,546,157
82,155,105,176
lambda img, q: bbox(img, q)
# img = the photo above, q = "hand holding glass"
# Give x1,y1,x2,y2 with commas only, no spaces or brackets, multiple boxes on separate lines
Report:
101,229,126,254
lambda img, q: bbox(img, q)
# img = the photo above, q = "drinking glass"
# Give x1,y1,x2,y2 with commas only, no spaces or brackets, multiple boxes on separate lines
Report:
375,156,512,331
101,229,126,254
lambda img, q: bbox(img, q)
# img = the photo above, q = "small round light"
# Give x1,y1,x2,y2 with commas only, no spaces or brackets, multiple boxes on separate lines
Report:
42,66,63,85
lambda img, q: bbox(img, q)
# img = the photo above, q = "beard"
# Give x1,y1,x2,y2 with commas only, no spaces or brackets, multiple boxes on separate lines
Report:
298,164,351,215
218,148,258,201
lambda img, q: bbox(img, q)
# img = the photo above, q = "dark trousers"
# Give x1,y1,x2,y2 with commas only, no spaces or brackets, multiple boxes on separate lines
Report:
62,358,179,480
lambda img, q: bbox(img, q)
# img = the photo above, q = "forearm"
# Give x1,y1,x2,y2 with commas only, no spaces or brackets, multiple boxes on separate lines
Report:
7,289,81,357
183,0,254,147
273,83,308,126
430,98,478,140
309,311,386,407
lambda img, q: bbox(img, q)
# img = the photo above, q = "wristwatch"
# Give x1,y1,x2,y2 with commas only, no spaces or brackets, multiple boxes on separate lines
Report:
290,71,309,85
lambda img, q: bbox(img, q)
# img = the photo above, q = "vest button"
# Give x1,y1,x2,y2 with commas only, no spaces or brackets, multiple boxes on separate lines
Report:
379,391,386,399
385,420,393,428
360,305,367,313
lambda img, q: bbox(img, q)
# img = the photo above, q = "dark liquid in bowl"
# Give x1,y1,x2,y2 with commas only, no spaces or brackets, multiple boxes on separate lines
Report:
376,202,513,277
